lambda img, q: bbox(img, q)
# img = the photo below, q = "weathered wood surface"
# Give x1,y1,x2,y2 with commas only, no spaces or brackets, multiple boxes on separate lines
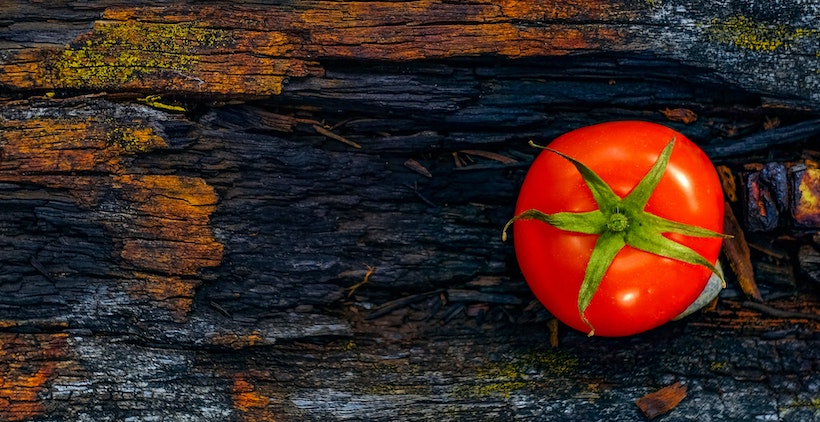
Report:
0,1,819,421
1,0,818,106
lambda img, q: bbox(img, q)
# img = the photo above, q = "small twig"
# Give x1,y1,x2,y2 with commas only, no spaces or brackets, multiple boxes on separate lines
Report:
441,303,466,324
446,289,523,305
453,162,530,171
452,152,465,168
30,257,56,282
423,293,445,321
313,124,362,149
346,266,375,298
747,242,788,260
366,289,446,320
405,182,436,207
459,150,518,164
741,301,820,321
330,117,355,131
210,301,232,318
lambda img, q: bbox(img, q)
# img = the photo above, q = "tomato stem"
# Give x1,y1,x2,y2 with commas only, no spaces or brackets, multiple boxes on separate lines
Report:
606,212,629,232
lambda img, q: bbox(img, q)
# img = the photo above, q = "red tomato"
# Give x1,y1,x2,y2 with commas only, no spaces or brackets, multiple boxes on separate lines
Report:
512,121,724,336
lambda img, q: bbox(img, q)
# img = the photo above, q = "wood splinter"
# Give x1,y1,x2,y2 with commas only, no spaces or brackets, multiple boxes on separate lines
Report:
313,124,362,149
635,381,688,420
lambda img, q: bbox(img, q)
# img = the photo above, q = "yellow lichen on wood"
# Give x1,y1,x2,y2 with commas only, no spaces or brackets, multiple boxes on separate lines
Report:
0,11,317,95
462,349,579,398
5,2,628,93
52,20,230,89
706,15,817,52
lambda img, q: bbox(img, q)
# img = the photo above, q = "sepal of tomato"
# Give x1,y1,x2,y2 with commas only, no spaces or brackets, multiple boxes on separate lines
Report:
504,122,728,337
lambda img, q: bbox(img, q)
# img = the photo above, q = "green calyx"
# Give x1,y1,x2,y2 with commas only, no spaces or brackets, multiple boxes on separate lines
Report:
606,212,629,232
503,138,730,336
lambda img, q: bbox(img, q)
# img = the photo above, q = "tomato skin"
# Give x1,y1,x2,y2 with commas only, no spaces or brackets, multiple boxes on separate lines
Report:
513,121,724,336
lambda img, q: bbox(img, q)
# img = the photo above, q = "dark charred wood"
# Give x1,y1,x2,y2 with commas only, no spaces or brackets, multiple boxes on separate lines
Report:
703,119,820,158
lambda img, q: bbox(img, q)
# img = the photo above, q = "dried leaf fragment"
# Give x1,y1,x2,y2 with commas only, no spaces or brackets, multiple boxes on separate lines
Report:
635,382,687,419
404,158,433,178
660,108,697,124
763,116,781,130
717,165,737,202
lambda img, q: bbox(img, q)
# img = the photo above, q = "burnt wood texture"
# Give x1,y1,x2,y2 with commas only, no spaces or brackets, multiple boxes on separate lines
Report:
1,1,819,421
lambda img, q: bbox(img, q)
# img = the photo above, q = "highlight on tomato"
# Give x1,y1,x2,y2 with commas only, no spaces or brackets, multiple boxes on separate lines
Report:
503,121,728,337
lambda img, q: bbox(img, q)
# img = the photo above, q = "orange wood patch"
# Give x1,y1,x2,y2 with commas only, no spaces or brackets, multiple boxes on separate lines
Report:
298,0,626,59
0,100,224,318
231,376,277,422
208,330,268,350
0,1,631,95
0,18,318,95
0,333,69,422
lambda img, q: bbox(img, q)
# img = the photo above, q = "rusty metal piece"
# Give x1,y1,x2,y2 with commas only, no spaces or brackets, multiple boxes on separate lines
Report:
790,165,820,229
760,162,789,210
723,204,763,301
635,382,687,420
717,165,737,202
660,108,697,124
743,169,781,231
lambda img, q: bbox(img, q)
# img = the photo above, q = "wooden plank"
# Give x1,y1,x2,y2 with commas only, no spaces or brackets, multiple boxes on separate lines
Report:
0,1,818,421
0,1,818,106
